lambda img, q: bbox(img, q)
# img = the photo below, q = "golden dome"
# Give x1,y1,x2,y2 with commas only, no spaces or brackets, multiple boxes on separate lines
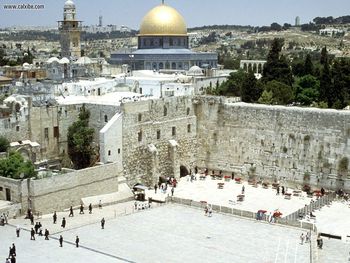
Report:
139,4,187,36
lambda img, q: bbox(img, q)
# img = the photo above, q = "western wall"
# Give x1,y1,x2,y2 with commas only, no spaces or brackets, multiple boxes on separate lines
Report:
120,96,350,191
195,96,350,191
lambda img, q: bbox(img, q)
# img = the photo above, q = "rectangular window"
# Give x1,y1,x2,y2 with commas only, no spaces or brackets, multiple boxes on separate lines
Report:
138,113,142,122
187,124,191,133
138,131,142,142
44,128,49,139
118,148,121,154
53,126,59,138
172,127,176,136
16,126,20,132
108,150,111,156
157,130,161,140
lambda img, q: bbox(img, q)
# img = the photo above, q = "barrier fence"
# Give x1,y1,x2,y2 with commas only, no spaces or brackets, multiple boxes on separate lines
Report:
168,192,336,231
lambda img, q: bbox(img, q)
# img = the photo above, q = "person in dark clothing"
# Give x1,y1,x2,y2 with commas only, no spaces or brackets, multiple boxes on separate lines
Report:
75,236,79,248
16,226,20,238
10,244,16,257
154,184,158,194
30,213,34,225
101,218,105,229
59,235,63,247
281,186,285,195
10,255,16,263
88,203,92,214
34,222,39,234
44,229,49,240
321,187,325,196
61,217,66,228
69,206,74,217
30,228,35,240
79,204,84,214
231,172,235,180
53,211,57,224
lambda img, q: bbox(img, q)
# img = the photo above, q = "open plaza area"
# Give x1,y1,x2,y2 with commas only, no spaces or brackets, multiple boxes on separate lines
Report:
1,175,350,263
3,203,312,263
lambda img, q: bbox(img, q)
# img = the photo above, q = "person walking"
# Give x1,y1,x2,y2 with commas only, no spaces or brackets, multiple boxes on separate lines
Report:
208,206,213,217
29,213,34,225
11,244,16,257
59,235,63,247
79,204,84,214
15,226,20,238
241,185,245,195
101,218,105,229
171,187,174,196
204,205,208,216
300,233,305,245
53,211,57,224
44,229,49,240
88,203,92,214
75,236,79,248
61,217,66,228
154,184,158,194
98,200,102,209
30,228,35,240
69,206,74,217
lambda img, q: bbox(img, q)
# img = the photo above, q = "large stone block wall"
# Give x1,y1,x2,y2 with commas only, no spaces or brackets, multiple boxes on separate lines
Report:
122,97,197,186
195,97,350,191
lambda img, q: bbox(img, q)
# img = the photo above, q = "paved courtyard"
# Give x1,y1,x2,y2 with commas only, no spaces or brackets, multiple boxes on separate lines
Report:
2,204,310,263
147,176,315,217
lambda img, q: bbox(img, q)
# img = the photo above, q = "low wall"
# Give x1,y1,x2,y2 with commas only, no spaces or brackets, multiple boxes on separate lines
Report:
0,163,121,214
30,163,120,214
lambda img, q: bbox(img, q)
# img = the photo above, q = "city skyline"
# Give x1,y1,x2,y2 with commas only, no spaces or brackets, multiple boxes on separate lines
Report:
0,0,349,29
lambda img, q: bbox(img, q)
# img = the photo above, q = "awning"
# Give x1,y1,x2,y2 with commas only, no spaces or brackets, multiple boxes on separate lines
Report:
133,185,148,191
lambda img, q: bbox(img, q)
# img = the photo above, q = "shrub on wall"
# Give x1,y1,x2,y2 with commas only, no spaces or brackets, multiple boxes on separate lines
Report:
0,151,36,179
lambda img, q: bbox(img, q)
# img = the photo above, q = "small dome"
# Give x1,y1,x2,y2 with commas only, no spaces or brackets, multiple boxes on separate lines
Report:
139,4,187,36
64,0,75,8
188,66,203,76
22,62,30,68
59,57,70,64
46,57,59,64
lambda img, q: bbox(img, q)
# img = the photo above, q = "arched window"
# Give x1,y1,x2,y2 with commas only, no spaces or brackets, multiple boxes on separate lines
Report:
187,108,190,115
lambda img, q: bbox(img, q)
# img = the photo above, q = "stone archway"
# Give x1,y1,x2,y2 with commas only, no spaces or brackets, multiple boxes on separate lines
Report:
180,165,189,178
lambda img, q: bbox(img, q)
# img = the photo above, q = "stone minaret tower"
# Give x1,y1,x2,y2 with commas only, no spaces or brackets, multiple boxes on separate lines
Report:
58,0,82,58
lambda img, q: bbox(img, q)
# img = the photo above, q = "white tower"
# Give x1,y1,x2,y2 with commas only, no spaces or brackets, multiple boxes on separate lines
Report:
295,16,301,27
58,0,82,58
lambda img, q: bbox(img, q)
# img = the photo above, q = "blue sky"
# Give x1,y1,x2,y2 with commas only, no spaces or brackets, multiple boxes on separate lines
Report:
0,0,349,28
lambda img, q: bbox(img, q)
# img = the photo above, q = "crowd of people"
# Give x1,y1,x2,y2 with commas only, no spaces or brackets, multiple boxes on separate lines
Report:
3,202,107,262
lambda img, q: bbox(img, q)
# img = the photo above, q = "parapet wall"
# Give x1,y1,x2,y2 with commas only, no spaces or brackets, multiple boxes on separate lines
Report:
196,98,350,191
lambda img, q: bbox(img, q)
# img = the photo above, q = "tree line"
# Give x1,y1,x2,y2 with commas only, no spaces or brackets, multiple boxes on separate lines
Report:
211,38,350,109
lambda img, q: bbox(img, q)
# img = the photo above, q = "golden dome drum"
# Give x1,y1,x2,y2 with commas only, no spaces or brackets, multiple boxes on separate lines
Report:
139,4,187,36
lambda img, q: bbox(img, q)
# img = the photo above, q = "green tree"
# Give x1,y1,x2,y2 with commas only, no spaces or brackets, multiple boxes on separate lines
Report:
294,75,320,105
331,59,350,109
258,90,273,104
319,59,332,105
262,38,293,86
264,80,294,105
67,105,95,169
0,152,36,179
303,54,314,76
241,71,262,103
320,46,328,65
0,136,10,152
213,70,246,96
